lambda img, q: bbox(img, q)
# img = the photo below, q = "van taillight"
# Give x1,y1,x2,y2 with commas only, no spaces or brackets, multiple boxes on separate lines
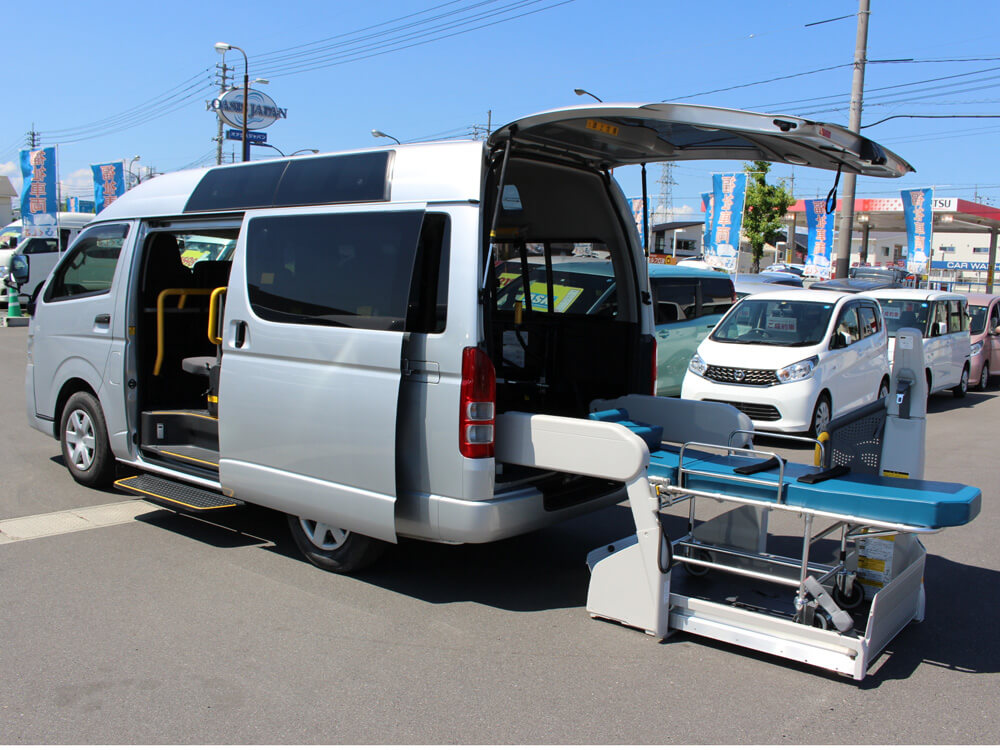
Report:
460,347,496,458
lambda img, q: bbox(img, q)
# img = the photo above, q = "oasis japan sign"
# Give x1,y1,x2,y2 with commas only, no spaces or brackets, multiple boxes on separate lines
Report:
211,88,287,129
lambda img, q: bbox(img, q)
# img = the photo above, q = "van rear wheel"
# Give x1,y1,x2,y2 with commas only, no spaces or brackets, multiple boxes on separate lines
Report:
286,515,386,574
953,365,969,398
60,392,116,488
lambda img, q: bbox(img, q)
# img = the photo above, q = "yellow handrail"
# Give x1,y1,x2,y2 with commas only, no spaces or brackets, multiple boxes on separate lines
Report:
814,431,830,467
154,288,214,376
208,286,227,345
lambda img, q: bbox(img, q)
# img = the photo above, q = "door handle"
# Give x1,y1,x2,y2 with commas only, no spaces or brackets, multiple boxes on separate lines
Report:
94,313,110,325
234,320,248,348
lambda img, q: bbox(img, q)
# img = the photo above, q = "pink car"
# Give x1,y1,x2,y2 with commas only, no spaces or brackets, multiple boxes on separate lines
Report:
966,293,1000,390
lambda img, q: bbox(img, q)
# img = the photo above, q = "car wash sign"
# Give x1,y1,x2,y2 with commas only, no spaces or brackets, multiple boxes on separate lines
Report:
211,88,287,130
706,173,746,272
903,188,933,276
19,147,59,238
804,199,834,280
91,161,126,211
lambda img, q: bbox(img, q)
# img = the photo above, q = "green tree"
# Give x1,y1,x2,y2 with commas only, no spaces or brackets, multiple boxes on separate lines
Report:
742,160,794,273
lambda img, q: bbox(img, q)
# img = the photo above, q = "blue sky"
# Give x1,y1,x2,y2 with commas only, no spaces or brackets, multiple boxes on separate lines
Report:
4,0,999,217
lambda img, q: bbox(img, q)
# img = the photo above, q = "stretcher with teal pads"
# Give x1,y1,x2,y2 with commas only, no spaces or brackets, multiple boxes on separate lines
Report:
588,408,981,530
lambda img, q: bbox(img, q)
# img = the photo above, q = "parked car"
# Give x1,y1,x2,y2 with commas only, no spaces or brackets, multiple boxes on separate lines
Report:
743,271,803,287
682,289,890,436
849,265,910,286
734,278,789,299
764,263,805,277
866,288,971,397
964,293,1000,390
496,260,736,396
809,277,895,293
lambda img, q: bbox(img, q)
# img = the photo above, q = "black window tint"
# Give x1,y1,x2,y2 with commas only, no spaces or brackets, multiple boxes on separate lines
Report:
405,214,449,333
23,238,57,255
651,279,697,323
186,160,288,212
246,211,423,331
701,276,735,317
45,224,129,301
274,153,389,206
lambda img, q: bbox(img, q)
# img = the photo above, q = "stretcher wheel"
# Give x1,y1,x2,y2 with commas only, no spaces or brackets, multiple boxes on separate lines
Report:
811,611,833,630
832,581,865,611
682,549,713,577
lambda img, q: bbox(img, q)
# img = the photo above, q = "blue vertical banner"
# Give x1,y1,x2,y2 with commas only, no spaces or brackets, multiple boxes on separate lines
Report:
66,196,79,212
628,196,656,250
706,173,747,272
902,188,933,276
701,191,713,253
19,147,59,239
804,199,835,280
92,161,126,211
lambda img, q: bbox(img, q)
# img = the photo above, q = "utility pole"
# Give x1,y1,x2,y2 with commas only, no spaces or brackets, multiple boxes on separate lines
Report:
26,125,40,148
658,163,676,224
213,60,231,165
834,0,871,278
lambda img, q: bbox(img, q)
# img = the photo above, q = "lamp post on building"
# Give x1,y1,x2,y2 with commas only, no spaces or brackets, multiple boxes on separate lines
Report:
215,42,249,162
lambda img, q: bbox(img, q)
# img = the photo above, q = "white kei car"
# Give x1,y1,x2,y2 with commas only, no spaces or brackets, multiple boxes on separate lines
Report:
681,289,891,437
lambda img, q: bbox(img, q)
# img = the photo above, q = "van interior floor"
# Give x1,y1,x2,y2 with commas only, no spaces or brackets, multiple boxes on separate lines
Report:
140,409,220,475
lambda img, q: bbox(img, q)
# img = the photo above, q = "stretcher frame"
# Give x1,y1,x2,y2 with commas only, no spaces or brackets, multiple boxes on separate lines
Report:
494,403,942,681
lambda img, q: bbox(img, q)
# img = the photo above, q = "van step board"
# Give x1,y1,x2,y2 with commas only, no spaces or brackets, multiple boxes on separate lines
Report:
114,474,241,512
141,443,220,469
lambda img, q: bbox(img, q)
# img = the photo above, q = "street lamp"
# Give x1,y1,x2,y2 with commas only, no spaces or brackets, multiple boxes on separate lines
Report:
127,155,141,188
371,129,401,145
574,88,603,102
256,145,320,158
215,42,250,162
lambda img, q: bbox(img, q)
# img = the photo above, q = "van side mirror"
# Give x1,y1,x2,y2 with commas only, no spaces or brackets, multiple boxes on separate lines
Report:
993,324,1000,336
9,254,28,287
935,320,947,336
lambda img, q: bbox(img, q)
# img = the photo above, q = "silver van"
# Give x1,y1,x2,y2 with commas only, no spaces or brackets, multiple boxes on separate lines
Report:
24,103,911,572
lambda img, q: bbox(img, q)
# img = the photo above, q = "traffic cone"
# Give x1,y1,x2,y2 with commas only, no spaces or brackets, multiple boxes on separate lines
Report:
7,285,22,317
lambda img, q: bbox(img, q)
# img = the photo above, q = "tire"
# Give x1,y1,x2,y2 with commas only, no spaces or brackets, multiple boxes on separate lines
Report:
832,581,865,611
953,365,969,398
286,515,386,574
977,361,990,391
60,391,116,488
682,548,713,577
810,394,832,438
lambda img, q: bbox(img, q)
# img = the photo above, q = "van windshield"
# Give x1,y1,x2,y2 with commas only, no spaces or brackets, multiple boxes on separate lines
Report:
876,298,930,337
969,304,988,335
711,298,834,346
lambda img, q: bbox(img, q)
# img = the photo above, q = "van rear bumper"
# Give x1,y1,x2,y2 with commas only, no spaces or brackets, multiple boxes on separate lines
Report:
396,480,627,544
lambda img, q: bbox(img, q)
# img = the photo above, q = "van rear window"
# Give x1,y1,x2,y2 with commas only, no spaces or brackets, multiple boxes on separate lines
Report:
246,210,426,331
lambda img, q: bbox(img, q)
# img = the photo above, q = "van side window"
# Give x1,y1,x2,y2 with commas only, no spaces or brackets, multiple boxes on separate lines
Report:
246,210,425,331
23,238,58,255
44,224,129,302
651,276,735,324
833,304,861,346
947,299,965,332
858,305,879,338
405,214,449,333
929,302,948,335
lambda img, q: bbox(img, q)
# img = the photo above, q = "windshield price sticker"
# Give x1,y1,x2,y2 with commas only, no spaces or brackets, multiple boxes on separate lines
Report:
882,308,901,319
766,315,798,332
514,282,584,313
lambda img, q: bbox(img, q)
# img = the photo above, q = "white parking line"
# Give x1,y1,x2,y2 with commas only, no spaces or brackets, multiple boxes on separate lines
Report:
0,499,157,545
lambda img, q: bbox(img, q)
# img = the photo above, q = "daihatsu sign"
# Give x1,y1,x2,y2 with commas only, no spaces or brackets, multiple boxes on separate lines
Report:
211,88,288,129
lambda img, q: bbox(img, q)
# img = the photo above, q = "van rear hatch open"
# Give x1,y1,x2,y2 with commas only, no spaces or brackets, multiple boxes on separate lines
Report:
489,102,914,177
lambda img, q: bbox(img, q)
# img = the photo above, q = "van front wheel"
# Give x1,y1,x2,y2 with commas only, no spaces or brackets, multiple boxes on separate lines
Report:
60,392,115,488
286,515,386,574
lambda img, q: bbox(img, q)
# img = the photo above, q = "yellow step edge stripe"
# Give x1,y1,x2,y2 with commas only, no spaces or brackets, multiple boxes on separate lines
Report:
157,449,220,468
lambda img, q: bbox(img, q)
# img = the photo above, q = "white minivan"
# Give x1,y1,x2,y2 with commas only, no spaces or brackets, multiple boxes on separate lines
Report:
23,102,911,573
1,212,95,303
866,288,971,397
682,289,891,436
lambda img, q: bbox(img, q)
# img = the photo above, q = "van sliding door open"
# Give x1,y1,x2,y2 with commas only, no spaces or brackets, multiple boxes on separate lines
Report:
218,205,428,543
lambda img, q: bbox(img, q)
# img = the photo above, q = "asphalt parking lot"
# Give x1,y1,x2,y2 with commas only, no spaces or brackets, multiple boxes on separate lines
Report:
0,324,997,744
